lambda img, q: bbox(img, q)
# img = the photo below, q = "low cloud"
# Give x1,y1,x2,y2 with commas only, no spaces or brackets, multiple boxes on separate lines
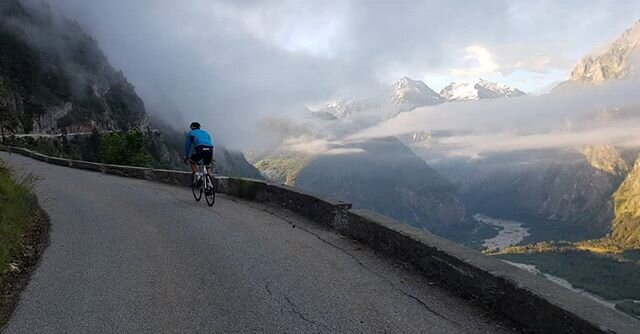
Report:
348,79,640,158
449,45,500,77
435,124,640,158
449,44,574,80
281,137,365,155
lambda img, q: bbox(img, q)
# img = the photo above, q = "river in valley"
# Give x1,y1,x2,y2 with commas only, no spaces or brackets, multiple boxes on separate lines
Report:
473,213,530,252
474,214,638,312
473,213,639,309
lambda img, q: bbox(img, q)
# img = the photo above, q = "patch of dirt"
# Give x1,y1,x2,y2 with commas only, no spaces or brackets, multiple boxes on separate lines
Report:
0,207,50,328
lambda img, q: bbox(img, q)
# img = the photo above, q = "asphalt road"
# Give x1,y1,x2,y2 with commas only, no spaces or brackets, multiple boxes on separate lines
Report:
1,152,519,333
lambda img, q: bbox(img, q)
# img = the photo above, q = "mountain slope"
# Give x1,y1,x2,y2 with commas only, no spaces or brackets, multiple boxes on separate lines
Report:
437,150,620,242
580,144,629,176
250,138,467,233
388,77,443,106
0,0,147,134
250,150,313,185
610,155,640,248
555,20,640,91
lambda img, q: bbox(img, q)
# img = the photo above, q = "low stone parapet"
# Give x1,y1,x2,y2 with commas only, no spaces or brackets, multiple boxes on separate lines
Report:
344,210,638,334
103,164,153,180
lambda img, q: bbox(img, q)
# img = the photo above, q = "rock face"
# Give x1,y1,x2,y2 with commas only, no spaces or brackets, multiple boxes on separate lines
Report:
611,155,640,248
580,144,629,176
555,21,640,91
0,0,148,135
440,79,526,102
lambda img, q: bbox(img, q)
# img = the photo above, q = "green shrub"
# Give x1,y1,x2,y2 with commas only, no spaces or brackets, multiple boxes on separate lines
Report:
99,130,151,167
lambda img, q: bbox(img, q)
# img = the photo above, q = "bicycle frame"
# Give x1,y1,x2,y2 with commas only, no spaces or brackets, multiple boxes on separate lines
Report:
200,163,211,189
197,161,217,190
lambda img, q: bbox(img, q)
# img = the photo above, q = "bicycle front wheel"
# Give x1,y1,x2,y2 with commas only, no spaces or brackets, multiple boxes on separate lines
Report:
205,174,215,206
192,174,203,201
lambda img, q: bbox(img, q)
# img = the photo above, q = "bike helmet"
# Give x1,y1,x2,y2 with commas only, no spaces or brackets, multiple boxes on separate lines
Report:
190,122,201,130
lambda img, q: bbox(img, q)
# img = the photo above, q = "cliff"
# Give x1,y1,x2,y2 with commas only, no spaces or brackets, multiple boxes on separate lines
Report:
0,0,147,135
555,21,640,91
610,155,640,248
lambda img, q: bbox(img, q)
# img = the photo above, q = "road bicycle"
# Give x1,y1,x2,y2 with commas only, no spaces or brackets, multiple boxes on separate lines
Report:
191,160,216,206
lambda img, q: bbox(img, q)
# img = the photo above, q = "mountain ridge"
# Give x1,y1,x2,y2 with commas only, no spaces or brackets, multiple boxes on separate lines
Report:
440,79,526,102
554,20,640,91
311,77,524,120
388,76,444,106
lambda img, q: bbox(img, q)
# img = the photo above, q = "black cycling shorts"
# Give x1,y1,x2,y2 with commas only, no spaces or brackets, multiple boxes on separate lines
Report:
190,146,213,165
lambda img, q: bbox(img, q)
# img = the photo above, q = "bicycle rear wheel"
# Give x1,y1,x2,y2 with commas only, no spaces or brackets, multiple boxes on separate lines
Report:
205,174,215,206
192,174,202,201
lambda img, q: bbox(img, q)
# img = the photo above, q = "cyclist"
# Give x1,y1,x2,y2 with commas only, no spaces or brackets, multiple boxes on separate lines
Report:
183,122,214,182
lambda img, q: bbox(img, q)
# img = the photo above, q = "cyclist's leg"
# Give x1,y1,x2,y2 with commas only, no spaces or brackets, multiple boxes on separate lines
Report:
203,150,214,177
189,151,201,174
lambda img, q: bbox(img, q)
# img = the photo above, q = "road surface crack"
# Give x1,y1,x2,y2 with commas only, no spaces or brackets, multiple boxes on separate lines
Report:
250,204,464,328
265,282,331,332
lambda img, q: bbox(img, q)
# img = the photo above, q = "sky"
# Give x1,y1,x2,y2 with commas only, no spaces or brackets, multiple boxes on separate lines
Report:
42,0,640,148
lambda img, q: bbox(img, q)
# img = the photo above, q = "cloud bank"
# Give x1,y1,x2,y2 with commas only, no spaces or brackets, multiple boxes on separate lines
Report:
349,79,640,158
38,0,640,151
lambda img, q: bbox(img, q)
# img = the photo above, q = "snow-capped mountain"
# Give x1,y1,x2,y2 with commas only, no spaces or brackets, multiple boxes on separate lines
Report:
310,77,524,121
314,97,373,119
313,77,443,120
440,79,526,102
389,77,443,106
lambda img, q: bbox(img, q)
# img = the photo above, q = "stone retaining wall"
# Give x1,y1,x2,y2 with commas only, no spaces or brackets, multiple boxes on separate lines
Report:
1,146,638,334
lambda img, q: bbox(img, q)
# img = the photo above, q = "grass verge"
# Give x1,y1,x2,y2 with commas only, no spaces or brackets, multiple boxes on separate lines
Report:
0,159,50,327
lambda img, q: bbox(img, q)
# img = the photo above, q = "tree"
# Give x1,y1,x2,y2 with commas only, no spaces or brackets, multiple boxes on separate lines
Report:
99,130,151,167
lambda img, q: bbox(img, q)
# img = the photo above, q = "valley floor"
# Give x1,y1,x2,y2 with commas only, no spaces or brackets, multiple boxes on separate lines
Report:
472,214,640,320
496,247,640,320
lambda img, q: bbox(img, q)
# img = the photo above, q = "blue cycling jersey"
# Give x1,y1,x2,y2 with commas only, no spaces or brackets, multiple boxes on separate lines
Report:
184,129,214,157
